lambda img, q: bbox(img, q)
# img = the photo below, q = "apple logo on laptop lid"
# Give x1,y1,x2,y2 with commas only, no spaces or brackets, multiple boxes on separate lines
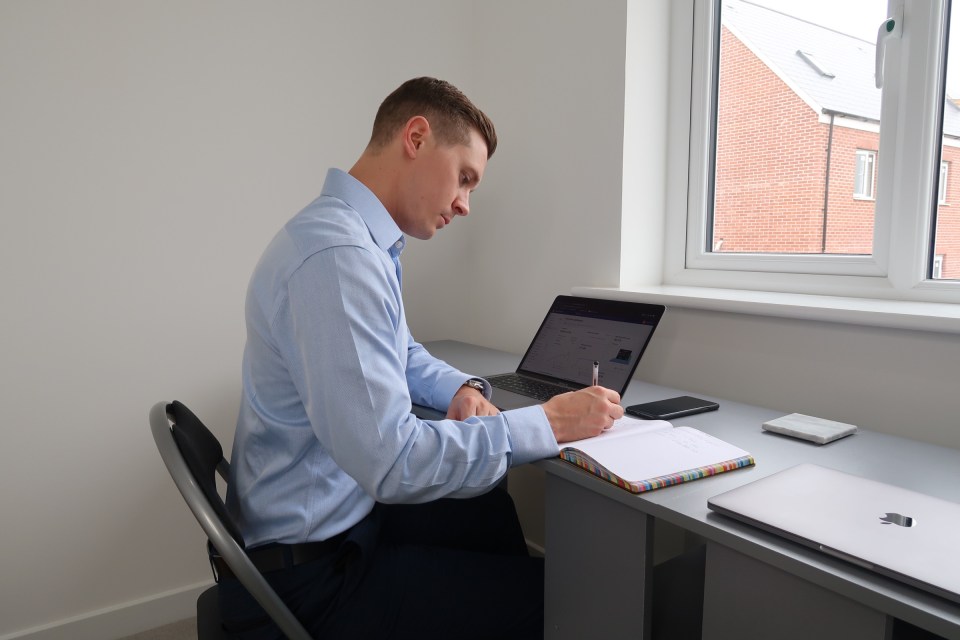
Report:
879,512,916,527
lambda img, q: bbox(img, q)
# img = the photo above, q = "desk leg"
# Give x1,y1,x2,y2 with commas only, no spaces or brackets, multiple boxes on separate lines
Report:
702,542,890,640
544,473,653,640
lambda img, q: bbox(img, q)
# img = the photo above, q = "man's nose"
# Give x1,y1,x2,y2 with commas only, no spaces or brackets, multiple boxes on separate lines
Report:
453,194,469,217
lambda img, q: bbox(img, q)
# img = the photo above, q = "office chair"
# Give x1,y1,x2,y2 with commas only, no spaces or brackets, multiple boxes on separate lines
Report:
150,400,312,640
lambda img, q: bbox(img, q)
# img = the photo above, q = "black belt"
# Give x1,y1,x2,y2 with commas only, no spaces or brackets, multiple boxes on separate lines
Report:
211,532,348,583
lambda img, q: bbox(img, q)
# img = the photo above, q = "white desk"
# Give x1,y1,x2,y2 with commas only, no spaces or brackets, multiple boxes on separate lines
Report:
421,340,960,640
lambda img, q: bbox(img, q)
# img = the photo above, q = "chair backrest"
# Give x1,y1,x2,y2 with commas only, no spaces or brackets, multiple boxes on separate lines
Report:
166,400,245,547
150,400,312,640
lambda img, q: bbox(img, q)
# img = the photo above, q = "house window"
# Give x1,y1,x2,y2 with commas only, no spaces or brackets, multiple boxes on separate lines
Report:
854,151,877,201
939,161,949,204
668,0,960,293
933,254,945,279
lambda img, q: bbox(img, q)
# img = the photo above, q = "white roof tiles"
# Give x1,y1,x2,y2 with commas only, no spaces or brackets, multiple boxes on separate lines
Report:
723,0,960,136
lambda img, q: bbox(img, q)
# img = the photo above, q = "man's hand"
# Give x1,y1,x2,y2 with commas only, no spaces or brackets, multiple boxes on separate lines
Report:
542,386,624,443
447,384,500,420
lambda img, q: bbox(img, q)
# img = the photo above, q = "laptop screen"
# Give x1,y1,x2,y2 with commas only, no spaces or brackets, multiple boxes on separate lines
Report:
516,296,664,394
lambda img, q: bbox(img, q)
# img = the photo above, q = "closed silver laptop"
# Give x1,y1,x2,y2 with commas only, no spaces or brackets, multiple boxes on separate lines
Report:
708,463,960,604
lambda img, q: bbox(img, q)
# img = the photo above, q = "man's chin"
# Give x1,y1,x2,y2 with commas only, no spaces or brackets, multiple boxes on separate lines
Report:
411,228,436,241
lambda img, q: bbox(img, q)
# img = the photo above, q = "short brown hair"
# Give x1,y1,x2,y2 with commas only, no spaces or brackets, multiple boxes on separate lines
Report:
368,77,497,158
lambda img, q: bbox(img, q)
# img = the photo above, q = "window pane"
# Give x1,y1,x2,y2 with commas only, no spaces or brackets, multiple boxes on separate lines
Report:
713,0,886,255
934,4,960,279
939,161,949,204
854,150,876,199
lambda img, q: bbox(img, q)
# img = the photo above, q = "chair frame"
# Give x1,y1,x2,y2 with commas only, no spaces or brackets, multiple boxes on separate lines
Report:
150,401,312,640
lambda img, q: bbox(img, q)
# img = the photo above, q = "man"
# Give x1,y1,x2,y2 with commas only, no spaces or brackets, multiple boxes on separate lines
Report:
223,77,624,639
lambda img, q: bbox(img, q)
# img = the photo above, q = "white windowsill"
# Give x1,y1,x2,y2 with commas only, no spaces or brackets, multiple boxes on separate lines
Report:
572,285,960,335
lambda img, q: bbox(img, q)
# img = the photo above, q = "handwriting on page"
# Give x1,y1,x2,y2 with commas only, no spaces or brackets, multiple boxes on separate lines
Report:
654,427,729,454
668,429,706,452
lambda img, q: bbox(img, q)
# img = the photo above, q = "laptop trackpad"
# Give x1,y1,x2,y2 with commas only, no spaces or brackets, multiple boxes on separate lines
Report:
492,388,541,411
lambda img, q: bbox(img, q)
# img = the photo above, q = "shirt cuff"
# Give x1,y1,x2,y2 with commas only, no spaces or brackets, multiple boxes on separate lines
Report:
434,374,492,408
503,405,560,466
468,376,493,400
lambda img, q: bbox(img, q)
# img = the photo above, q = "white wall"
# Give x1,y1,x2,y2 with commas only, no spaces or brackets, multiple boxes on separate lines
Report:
0,1,485,637
633,307,960,451
3,0,957,638
404,2,630,350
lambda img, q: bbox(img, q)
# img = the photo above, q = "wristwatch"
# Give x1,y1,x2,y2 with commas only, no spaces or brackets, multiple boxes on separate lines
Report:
463,378,485,393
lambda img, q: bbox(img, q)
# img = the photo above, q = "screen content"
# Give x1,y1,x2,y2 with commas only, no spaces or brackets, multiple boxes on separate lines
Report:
519,305,657,391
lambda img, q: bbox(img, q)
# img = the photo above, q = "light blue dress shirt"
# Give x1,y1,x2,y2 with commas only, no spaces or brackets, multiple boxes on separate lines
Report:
226,169,559,547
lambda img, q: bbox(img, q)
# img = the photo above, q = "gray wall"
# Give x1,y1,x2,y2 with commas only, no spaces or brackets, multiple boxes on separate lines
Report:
2,1,957,638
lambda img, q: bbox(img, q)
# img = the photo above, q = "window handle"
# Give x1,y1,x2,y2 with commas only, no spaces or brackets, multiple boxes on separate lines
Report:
875,4,904,89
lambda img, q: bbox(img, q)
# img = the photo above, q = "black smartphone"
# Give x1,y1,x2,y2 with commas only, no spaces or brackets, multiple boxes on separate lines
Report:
625,395,719,420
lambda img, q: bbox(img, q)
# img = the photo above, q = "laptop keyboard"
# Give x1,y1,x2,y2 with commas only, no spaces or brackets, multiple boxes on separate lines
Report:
487,374,571,402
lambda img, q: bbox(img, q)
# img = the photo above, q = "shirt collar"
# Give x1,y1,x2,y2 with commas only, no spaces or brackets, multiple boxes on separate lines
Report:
320,168,405,256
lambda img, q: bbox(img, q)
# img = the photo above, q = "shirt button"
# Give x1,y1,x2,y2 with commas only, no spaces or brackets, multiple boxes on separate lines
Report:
395,241,403,250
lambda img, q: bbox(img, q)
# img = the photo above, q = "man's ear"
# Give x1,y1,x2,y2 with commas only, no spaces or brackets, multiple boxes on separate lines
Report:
402,116,431,158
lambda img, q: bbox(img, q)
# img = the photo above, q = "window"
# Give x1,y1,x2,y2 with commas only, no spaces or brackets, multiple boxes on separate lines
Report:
939,161,949,204
855,151,877,200
933,254,945,278
668,0,960,295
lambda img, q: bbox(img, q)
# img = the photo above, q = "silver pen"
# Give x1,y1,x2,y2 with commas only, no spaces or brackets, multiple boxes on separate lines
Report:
592,361,599,386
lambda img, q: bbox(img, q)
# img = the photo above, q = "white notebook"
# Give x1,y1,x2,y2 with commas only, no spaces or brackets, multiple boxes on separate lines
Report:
559,416,754,494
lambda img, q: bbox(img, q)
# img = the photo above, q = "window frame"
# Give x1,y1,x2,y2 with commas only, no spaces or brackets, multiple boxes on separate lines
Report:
664,0,960,300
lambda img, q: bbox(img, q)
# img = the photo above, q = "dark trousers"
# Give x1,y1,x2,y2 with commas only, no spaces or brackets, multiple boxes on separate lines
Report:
219,487,544,639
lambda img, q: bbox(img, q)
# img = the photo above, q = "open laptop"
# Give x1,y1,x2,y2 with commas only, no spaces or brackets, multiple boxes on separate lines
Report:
707,463,960,604
485,295,665,410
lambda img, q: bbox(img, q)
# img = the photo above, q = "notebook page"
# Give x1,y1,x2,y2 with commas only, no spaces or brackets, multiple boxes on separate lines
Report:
562,416,672,450
569,426,750,482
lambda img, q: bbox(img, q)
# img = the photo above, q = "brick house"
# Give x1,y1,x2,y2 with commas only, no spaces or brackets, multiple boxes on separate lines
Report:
715,0,960,278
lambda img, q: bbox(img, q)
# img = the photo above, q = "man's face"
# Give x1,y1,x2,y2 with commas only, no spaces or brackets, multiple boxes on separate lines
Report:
396,128,488,240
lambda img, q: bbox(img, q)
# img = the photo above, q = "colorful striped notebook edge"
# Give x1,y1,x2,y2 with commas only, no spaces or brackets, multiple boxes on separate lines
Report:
559,449,756,494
